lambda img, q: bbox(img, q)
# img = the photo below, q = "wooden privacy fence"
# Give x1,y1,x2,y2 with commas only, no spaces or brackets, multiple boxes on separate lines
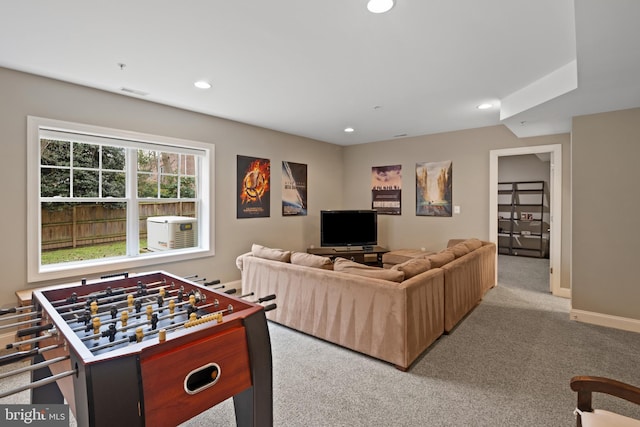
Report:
41,202,196,251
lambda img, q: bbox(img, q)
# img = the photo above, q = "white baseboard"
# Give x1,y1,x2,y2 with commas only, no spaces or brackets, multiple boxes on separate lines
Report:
553,287,571,299
570,308,640,333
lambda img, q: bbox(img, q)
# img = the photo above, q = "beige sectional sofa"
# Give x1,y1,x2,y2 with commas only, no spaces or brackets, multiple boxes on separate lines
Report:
236,239,495,370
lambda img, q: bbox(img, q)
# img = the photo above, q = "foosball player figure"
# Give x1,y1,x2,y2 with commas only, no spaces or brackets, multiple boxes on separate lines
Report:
151,313,159,330
134,299,142,318
110,305,118,319
121,310,128,328
80,310,92,329
92,317,101,339
102,323,117,342
169,299,176,319
146,304,153,321
90,300,99,316
127,294,134,312
156,295,164,313
65,292,78,305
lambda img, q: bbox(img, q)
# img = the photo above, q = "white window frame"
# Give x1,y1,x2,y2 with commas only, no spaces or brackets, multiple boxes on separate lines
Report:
27,116,215,283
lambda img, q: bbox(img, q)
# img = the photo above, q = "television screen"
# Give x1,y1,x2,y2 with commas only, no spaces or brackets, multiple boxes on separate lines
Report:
320,210,377,247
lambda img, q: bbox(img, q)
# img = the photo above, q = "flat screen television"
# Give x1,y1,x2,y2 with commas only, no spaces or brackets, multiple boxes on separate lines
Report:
320,210,377,248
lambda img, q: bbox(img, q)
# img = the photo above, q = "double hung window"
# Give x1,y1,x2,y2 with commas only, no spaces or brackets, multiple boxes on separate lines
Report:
28,117,214,282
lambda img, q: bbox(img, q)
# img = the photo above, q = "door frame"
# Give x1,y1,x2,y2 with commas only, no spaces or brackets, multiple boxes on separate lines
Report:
489,144,567,297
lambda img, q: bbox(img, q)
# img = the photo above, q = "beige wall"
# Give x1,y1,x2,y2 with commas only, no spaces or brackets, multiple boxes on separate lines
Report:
572,108,640,321
342,127,571,290
5,66,636,326
0,67,343,303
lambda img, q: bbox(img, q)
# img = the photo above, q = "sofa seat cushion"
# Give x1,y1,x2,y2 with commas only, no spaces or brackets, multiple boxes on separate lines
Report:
392,258,432,279
291,251,333,270
252,243,291,262
334,257,405,283
382,249,433,267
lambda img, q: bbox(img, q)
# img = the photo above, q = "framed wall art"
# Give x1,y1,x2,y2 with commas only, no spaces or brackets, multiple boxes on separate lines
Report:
416,160,452,217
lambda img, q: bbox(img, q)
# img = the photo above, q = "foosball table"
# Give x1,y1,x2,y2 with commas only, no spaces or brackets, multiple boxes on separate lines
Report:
0,271,275,427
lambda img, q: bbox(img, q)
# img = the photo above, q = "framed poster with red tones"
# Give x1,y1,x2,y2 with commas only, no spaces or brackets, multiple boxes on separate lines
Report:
237,155,270,218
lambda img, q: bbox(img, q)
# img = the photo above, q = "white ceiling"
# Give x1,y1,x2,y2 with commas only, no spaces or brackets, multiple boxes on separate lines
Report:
1,0,639,145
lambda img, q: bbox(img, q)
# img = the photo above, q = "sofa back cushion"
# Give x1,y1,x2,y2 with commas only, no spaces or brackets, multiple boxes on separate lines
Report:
427,250,455,268
333,258,405,283
290,251,333,270
251,243,291,262
391,258,432,279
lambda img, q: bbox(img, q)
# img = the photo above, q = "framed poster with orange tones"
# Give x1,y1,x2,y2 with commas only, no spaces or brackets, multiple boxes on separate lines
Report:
416,160,452,217
237,155,270,218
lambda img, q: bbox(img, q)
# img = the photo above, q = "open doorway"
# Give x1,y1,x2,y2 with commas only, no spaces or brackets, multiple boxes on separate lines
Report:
489,144,565,297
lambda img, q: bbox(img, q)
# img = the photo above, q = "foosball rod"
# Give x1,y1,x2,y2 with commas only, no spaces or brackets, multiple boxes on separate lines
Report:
88,304,236,352
50,273,216,308
69,290,209,332
0,369,76,400
0,306,34,316
0,344,61,368
49,278,171,309
236,292,277,304
82,300,225,343
59,285,189,320
5,331,57,349
56,279,208,318
0,310,39,323
0,317,45,332
0,355,70,381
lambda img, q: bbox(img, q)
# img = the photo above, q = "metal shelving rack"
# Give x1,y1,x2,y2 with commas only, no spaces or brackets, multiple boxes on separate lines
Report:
497,181,547,258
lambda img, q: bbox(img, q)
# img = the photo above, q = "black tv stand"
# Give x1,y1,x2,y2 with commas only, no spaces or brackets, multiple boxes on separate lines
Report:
307,246,388,267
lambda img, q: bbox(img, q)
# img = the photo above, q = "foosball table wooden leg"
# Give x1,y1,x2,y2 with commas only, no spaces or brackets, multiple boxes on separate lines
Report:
233,310,273,427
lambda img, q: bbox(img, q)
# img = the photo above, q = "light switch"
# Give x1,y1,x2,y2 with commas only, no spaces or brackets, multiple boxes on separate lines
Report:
454,205,461,214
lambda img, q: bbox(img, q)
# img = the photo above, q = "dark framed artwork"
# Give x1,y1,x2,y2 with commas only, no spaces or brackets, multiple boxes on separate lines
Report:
371,164,401,215
237,155,270,218
282,161,307,216
416,160,452,217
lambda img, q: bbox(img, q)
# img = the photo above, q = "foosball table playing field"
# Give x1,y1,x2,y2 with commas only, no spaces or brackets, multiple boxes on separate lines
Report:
0,271,276,427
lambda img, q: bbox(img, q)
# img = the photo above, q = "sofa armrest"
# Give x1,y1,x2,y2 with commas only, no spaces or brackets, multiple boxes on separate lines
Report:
399,268,445,368
235,252,253,271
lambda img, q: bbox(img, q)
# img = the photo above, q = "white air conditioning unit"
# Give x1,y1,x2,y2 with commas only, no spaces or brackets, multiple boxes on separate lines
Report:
146,216,198,251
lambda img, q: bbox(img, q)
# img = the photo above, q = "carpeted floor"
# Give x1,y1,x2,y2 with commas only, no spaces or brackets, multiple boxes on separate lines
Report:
2,255,639,426
183,255,640,426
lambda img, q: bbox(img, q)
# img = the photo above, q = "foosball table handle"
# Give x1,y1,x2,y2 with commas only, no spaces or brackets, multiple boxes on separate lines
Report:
16,323,53,338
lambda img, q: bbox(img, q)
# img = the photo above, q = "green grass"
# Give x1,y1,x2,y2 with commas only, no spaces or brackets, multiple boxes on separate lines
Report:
42,240,147,265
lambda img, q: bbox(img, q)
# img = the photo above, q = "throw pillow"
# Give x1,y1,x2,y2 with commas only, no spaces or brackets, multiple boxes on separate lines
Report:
392,258,432,279
251,243,291,262
290,252,333,270
448,243,470,258
427,250,455,268
463,238,483,251
333,258,405,283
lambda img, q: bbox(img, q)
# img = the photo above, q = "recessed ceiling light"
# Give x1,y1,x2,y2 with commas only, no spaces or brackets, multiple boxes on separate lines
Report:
194,80,212,89
367,0,395,13
344,127,355,133
477,103,493,110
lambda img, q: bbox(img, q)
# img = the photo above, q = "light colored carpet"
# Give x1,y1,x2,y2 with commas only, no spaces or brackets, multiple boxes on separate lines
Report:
2,255,639,426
